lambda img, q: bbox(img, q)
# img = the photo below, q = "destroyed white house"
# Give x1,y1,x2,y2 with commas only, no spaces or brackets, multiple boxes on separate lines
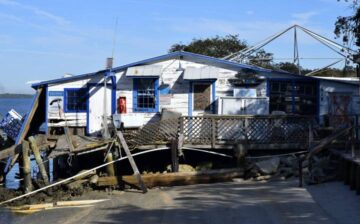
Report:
27,51,358,137
0,26,360,201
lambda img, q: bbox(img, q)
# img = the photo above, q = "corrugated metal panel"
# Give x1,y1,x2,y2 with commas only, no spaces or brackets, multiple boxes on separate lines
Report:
126,65,163,77
183,66,219,80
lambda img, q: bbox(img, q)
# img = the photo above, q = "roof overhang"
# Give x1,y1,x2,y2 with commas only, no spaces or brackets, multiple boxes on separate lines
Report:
125,65,163,77
183,66,219,80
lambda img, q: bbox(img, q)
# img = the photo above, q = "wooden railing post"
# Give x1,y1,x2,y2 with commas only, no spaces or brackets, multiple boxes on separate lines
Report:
352,126,356,158
179,117,184,135
308,121,313,149
211,118,216,148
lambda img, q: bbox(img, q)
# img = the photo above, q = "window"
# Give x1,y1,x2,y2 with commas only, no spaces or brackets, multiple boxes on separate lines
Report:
64,88,88,112
133,78,158,112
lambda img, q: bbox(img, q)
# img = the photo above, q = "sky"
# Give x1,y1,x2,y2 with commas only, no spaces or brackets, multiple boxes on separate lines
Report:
0,0,356,93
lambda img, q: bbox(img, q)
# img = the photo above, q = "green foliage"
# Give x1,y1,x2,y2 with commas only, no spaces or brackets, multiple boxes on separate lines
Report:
169,35,248,58
334,0,360,47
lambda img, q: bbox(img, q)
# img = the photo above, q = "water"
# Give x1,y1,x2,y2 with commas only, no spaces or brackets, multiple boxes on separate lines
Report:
0,98,33,189
0,98,33,117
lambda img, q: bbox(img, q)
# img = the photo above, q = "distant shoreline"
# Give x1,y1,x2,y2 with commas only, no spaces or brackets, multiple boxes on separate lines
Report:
0,93,33,99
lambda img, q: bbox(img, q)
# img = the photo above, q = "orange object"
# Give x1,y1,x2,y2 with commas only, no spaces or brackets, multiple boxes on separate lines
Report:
117,97,127,114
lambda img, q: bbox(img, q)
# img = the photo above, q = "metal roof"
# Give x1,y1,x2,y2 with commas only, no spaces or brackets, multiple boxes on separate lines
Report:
31,51,358,88
31,51,271,88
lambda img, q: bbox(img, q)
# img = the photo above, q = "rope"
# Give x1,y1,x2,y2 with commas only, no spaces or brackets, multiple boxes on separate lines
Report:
246,151,308,160
0,147,169,206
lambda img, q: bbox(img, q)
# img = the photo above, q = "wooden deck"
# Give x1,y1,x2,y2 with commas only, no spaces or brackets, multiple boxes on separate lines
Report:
128,115,314,151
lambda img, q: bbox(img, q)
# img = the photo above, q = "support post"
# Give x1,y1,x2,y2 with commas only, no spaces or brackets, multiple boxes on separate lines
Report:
116,131,147,193
52,157,59,181
28,136,49,185
298,157,304,187
21,141,33,193
171,139,179,173
106,152,116,177
211,118,216,148
308,122,313,149
352,127,356,158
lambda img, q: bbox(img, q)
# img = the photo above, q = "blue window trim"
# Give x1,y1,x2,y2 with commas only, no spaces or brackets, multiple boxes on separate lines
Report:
110,75,117,114
133,77,159,113
45,85,48,134
64,88,88,113
188,80,216,115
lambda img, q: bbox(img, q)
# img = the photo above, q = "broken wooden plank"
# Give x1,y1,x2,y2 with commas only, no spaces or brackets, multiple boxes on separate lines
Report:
116,131,147,193
96,168,244,188
55,199,108,207
0,148,169,206
306,127,352,160
7,88,44,172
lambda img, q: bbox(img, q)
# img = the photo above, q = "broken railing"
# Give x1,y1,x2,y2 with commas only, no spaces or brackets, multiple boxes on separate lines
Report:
128,115,314,150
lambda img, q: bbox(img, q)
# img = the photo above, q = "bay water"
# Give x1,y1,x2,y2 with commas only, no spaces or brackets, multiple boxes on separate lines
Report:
0,97,33,189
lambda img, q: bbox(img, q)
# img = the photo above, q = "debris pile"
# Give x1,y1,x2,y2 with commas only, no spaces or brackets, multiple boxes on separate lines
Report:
244,152,339,184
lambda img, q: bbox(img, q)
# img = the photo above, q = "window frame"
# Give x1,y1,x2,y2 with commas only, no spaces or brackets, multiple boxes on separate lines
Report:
64,88,88,113
133,78,159,113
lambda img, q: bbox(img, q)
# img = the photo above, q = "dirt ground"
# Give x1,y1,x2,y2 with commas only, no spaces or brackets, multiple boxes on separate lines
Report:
0,179,360,224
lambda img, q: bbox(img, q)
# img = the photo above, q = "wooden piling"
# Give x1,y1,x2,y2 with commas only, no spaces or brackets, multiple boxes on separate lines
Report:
350,161,356,190
171,139,179,173
352,127,356,158
21,141,33,193
356,163,360,195
28,136,49,185
52,157,58,181
105,152,115,177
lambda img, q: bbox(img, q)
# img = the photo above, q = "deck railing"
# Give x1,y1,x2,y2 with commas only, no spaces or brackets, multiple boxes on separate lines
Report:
128,115,314,149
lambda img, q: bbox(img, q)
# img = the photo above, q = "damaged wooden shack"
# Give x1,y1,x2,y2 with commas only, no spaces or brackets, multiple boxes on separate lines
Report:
0,51,359,193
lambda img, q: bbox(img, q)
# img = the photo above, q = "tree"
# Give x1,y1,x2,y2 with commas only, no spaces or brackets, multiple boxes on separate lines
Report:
169,35,248,58
334,0,360,48
275,62,301,74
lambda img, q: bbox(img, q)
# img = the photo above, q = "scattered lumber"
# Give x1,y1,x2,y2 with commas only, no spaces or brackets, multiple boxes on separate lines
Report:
0,148,168,206
96,168,244,188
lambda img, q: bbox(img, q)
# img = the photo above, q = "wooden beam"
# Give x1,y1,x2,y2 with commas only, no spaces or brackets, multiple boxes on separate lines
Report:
171,139,179,172
116,131,147,193
7,88,43,172
29,136,49,185
105,152,115,176
21,141,33,193
96,168,244,188
306,127,352,160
